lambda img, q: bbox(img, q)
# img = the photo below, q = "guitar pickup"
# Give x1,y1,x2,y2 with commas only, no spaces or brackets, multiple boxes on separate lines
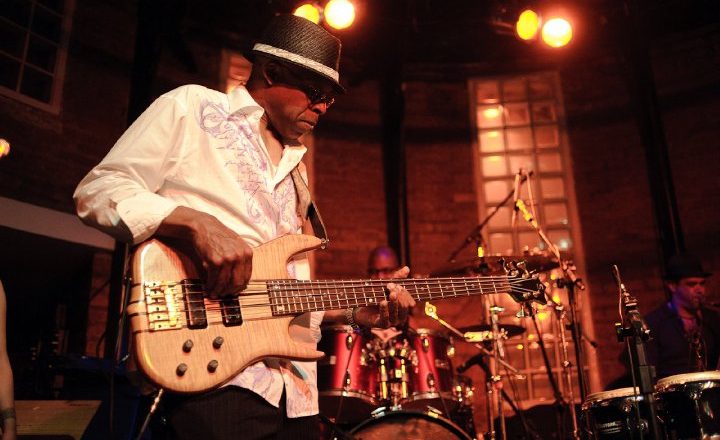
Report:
221,297,243,327
182,279,207,329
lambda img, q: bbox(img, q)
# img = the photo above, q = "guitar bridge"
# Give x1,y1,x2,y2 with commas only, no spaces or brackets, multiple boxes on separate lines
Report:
144,281,184,331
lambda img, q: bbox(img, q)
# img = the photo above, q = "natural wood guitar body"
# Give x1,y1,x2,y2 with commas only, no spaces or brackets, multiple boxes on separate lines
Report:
127,234,325,394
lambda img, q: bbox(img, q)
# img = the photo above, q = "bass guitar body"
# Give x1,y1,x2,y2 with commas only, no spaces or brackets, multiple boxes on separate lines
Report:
127,234,325,394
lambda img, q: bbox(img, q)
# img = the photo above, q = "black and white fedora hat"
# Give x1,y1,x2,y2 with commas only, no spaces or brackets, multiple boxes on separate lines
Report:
250,14,345,93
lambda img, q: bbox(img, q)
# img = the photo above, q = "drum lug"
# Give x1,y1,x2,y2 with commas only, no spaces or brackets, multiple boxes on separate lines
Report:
422,335,430,352
427,372,436,390
345,334,353,350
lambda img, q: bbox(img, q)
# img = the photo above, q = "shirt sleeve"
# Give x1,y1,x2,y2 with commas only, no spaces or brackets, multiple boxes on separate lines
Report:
73,93,187,244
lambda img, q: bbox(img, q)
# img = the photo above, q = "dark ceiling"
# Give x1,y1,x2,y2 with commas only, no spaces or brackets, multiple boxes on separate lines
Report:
176,0,720,82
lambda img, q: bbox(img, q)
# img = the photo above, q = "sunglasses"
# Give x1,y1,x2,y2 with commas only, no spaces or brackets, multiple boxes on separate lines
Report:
272,63,336,108
297,83,336,108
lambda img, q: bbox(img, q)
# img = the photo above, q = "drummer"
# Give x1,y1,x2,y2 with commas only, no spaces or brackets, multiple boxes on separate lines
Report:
367,246,415,341
628,254,719,381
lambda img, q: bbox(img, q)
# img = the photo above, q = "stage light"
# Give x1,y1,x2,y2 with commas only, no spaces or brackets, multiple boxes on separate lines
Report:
516,9,540,41
541,17,573,48
294,3,321,24
0,139,10,159
324,0,355,30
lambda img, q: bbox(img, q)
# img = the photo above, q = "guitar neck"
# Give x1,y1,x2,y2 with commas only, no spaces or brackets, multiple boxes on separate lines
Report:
267,276,511,316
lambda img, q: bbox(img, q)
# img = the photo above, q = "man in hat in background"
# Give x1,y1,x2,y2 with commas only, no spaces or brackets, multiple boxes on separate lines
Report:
74,14,414,439
642,254,718,380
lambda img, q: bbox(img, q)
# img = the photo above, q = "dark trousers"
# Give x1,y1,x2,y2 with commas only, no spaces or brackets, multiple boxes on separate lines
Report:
158,386,320,440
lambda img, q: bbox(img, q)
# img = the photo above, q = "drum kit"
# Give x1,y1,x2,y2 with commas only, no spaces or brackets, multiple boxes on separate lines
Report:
318,324,480,440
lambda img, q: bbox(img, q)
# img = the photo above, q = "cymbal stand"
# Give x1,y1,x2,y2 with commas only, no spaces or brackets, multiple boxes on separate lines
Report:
425,302,519,440
550,300,580,440
488,302,507,440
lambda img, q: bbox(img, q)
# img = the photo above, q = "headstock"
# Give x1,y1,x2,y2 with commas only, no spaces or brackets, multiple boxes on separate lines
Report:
502,259,547,305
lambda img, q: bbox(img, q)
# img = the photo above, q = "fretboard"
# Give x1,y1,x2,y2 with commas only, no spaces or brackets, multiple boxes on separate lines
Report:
267,276,511,316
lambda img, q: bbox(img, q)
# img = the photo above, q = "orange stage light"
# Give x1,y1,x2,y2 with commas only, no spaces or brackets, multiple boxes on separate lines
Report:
0,139,10,159
324,0,355,30
541,17,573,48
294,3,321,24
516,9,540,41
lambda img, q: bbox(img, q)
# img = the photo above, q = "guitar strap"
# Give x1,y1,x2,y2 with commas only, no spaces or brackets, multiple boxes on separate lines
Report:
290,166,328,241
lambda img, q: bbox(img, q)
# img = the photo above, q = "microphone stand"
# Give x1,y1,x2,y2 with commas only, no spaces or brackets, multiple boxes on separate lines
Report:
527,304,571,440
446,171,531,263
613,265,662,440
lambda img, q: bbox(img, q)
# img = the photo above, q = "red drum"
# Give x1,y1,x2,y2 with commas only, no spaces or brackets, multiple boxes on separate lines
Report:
317,325,377,423
401,328,459,413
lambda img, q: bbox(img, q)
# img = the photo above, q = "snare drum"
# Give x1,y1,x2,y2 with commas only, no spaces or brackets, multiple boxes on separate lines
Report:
317,325,377,423
656,370,720,439
351,410,471,440
402,329,458,412
581,387,649,439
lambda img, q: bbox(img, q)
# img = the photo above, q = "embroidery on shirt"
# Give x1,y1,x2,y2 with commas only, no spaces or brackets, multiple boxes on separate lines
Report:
196,100,300,238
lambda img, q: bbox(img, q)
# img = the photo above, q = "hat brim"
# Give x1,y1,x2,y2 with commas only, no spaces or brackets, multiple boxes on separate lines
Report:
247,49,346,95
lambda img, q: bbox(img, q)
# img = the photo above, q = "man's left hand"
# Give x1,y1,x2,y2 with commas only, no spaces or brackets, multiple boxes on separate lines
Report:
354,266,416,328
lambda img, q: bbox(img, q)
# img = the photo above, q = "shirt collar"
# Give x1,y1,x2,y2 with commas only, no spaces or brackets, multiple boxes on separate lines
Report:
227,85,308,185
228,85,264,118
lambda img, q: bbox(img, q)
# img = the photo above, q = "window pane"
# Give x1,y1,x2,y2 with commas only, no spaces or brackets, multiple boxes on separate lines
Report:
482,155,507,177
27,35,57,72
544,203,569,225
476,81,499,104
477,105,503,128
0,0,32,27
519,231,542,252
506,127,533,151
509,154,533,174
479,130,504,152
540,178,565,199
484,180,510,203
535,125,559,148
0,24,26,58
502,374,529,400
0,56,20,89
532,101,557,123
504,102,530,126
528,76,553,99
487,206,511,228
502,78,526,101
20,66,53,102
32,6,62,42
537,152,563,172
548,229,572,251
489,233,513,255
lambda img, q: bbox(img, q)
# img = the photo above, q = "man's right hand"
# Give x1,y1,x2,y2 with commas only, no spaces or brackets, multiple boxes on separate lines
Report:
156,206,253,298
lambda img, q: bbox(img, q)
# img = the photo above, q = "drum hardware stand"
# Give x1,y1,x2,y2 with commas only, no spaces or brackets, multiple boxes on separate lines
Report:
525,299,579,440
488,302,507,440
425,302,522,440
612,264,662,440
318,413,355,440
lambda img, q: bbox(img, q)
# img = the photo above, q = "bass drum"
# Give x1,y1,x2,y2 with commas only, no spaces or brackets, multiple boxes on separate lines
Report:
351,410,471,440
317,325,377,423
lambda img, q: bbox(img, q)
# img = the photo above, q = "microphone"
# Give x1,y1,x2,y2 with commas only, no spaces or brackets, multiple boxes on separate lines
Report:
456,352,485,373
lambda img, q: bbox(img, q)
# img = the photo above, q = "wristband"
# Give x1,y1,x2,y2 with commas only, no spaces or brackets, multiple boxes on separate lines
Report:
0,407,15,423
345,307,360,332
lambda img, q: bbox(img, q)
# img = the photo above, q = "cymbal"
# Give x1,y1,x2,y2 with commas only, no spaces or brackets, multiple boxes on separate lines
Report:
458,324,526,338
430,254,559,277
